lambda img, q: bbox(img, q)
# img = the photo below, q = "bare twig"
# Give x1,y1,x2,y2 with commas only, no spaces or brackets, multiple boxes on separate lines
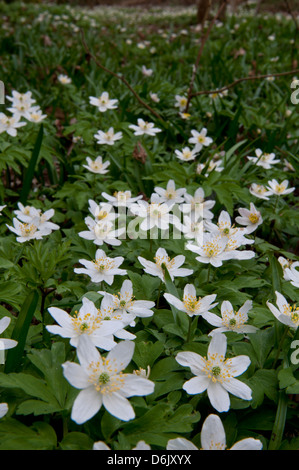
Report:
80,29,164,122
185,0,227,113
190,69,299,98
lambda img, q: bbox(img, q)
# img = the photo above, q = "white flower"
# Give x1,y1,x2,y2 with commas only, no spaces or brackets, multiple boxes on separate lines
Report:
99,279,155,325
0,113,26,137
167,414,262,450
0,205,6,214
101,190,142,208
176,333,252,412
24,106,47,123
87,200,118,225
0,317,18,351
150,92,160,103
129,118,161,136
164,283,217,318
93,440,151,450
249,183,272,200
153,179,186,205
266,291,299,329
78,218,125,246
181,216,205,244
235,203,263,234
89,92,118,112
205,300,258,336
129,193,179,232
138,247,193,282
266,179,295,196
6,218,45,243
175,146,198,162
284,262,299,288
247,149,280,169
204,210,244,239
83,156,110,174
15,207,59,236
57,74,72,84
141,65,153,77
47,297,123,349
188,128,213,152
62,337,155,423
74,249,127,285
180,188,215,220
174,95,189,112
186,234,232,268
96,294,136,341
6,90,36,108
0,403,9,419
94,127,123,145
196,158,224,175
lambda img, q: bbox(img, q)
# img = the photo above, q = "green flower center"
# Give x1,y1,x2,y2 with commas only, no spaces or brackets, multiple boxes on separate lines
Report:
99,372,110,384
212,366,221,377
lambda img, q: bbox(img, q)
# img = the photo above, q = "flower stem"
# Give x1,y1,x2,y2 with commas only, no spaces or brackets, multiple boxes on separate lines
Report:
186,316,193,343
273,325,289,369
268,390,288,450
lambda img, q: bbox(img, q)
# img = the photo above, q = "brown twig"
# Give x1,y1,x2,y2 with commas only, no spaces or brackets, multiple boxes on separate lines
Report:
184,0,227,113
190,69,299,98
80,29,164,123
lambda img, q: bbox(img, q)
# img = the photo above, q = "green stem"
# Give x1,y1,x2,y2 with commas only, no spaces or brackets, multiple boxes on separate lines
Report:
268,390,288,450
273,325,289,368
186,316,192,343
156,280,163,308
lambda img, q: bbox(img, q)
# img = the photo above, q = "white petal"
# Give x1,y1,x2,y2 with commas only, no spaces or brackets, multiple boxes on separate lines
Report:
201,414,226,450
102,392,135,421
167,438,198,451
71,387,103,424
207,381,230,412
62,362,90,389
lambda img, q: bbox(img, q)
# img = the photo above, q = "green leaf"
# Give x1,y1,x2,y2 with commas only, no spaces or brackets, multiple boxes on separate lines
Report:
20,124,44,204
5,291,39,373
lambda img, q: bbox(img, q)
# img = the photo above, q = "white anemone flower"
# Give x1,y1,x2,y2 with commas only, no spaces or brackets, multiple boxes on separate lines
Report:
15,207,59,236
174,95,189,112
181,216,205,244
205,300,258,336
6,218,45,243
78,218,125,246
141,65,153,77
249,183,272,200
0,403,9,419
57,74,72,84
0,317,18,351
62,337,155,423
89,92,118,112
153,179,186,205
24,107,47,123
94,294,136,341
46,297,123,349
266,179,295,196
83,156,110,174
101,190,143,208
266,291,299,329
74,249,127,285
247,149,280,169
87,200,118,225
176,333,252,412
188,128,213,152
278,256,297,281
180,188,215,220
129,118,161,137
164,283,217,319
129,193,180,232
94,127,123,145
0,113,26,137
167,414,262,450
138,247,193,282
284,262,299,288
98,279,155,326
235,203,263,234
186,234,232,268
93,440,151,450
175,146,198,162
6,90,36,108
